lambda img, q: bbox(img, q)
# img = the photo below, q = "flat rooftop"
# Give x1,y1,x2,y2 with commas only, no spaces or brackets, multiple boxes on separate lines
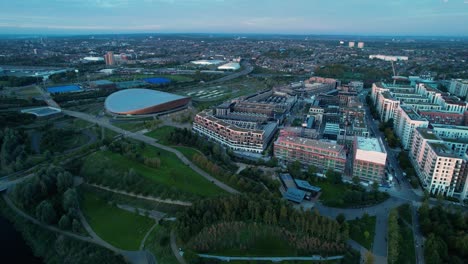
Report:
356,137,384,153
417,128,440,140
401,105,427,121
277,136,345,155
294,179,321,192
428,142,459,158
431,124,468,131
283,188,306,203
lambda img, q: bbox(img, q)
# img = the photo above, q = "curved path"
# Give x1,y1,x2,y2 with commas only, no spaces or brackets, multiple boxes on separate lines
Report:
63,110,240,195
140,222,158,250
3,193,96,244
170,230,187,264
87,183,193,206
197,254,343,262
3,191,156,264
316,197,407,264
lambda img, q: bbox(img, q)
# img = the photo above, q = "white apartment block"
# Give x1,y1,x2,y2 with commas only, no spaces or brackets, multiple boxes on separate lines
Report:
376,92,400,122
449,79,468,98
394,105,429,150
410,128,468,200
431,124,468,141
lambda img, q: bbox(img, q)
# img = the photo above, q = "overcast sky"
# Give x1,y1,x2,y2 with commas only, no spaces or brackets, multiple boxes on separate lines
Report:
0,0,467,35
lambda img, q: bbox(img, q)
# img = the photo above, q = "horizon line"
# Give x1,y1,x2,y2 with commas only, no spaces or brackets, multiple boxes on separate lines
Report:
1,32,468,39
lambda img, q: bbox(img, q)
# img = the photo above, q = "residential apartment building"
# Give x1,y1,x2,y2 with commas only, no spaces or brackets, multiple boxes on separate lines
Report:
419,110,464,126
352,137,387,182
376,91,400,122
274,136,346,173
394,105,429,150
449,79,468,98
431,124,468,141
193,110,277,153
410,128,468,199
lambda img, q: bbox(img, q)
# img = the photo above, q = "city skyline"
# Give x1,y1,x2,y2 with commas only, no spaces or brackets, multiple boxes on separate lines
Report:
0,0,468,36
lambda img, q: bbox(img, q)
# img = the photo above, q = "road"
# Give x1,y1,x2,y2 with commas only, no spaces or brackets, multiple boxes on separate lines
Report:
206,61,253,84
197,254,343,262
412,202,425,264
62,109,240,195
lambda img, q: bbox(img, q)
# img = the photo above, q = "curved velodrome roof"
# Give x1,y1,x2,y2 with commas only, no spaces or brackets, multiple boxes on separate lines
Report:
105,88,189,115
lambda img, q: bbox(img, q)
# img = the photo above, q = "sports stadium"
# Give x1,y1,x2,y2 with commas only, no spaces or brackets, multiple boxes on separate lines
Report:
104,88,190,115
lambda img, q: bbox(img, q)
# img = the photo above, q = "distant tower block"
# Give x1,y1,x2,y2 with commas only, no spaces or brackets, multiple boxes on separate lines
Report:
104,51,115,66
358,42,365,49
348,41,355,48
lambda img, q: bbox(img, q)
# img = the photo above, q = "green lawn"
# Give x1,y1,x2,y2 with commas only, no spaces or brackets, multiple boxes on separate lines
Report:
314,181,347,203
114,122,147,132
145,126,176,145
173,146,200,161
83,146,224,197
348,215,376,250
81,191,155,250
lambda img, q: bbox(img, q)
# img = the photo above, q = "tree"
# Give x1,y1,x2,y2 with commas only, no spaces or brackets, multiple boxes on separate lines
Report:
352,176,360,185
36,200,57,224
365,251,375,264
336,213,346,224
58,215,71,230
307,165,317,178
288,160,302,179
372,182,379,192
62,188,79,211
72,219,81,233
326,169,342,184
56,172,73,193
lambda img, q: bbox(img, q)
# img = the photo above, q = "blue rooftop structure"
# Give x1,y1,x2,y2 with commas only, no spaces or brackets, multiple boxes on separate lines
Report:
143,77,171,85
280,173,296,189
283,188,306,203
47,85,82,94
294,179,321,193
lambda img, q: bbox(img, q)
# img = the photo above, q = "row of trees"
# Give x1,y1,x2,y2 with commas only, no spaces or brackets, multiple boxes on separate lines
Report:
379,118,400,148
188,221,346,256
167,128,236,171
10,165,82,233
0,75,38,87
419,204,468,264
0,112,36,128
398,152,420,188
52,89,117,103
0,128,31,175
176,195,348,245
388,205,418,264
